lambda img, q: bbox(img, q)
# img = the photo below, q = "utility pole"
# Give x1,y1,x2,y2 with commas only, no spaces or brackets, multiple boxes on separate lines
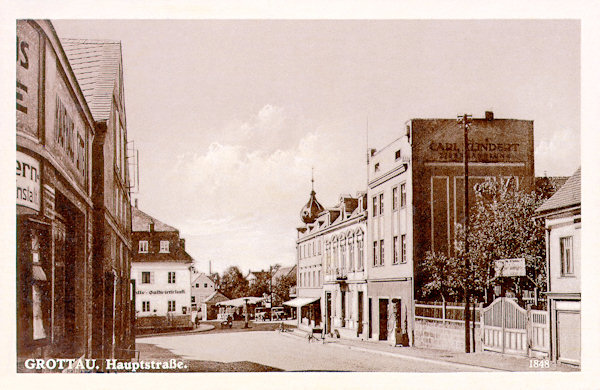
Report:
457,113,473,353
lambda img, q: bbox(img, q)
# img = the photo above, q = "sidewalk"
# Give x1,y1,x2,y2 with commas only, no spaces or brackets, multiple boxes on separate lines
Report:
283,329,578,372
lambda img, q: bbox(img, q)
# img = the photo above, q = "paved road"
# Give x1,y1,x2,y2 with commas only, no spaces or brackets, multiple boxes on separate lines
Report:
137,331,467,372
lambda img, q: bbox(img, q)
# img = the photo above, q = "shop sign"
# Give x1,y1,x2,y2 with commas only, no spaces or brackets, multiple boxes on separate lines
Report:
136,289,186,295
494,258,526,277
17,151,41,211
17,21,39,138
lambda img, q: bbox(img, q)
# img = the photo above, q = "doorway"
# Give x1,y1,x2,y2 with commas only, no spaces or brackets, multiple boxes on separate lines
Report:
368,298,372,339
379,298,388,340
357,291,363,336
325,292,332,334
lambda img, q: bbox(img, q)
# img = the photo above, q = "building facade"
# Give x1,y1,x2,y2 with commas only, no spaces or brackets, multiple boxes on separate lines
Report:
365,112,535,346
190,270,216,319
61,37,135,362
17,20,97,363
536,167,581,365
131,207,193,330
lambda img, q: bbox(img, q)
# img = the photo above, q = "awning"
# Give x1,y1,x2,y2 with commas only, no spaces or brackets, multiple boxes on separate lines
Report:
215,296,264,307
282,296,320,308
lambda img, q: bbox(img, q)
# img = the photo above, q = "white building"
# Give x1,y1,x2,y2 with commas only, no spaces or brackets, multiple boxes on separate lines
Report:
536,167,581,365
131,207,193,326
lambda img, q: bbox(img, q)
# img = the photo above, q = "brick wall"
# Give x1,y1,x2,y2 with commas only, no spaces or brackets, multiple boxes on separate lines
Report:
414,319,481,352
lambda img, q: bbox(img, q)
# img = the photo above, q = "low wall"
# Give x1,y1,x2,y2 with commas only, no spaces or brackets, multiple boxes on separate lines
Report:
136,314,192,333
414,319,481,353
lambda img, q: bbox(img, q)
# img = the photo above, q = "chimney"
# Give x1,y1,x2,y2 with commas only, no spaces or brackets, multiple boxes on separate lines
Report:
180,238,185,250
135,198,138,208
485,111,494,121
209,260,212,275
149,220,155,232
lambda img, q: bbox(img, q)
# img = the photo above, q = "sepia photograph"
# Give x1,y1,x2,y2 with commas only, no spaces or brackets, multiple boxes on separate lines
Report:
7,1,600,388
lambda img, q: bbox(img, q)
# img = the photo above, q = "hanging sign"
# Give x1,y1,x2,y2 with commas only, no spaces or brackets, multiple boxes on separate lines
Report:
17,151,41,211
494,258,526,277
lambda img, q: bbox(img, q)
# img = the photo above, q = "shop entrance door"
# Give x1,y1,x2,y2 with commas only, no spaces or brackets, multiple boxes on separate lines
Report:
357,292,363,336
379,299,388,340
368,298,372,339
325,292,332,334
53,218,67,345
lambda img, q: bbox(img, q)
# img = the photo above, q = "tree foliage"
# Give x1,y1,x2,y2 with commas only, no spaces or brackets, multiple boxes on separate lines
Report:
219,266,249,299
419,177,558,303
273,271,296,306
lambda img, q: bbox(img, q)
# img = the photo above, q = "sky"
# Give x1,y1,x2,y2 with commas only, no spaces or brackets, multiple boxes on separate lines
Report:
49,19,581,275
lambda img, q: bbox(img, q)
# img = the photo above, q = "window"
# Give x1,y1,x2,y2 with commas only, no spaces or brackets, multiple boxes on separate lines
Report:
191,296,196,303
141,271,152,284
372,197,378,217
560,236,574,275
400,183,407,208
358,238,364,270
340,242,346,271
401,234,407,263
379,194,384,215
374,163,380,172
204,283,207,288
348,239,355,271
195,283,199,287
142,301,150,312
168,271,176,284
138,240,148,253
392,187,398,211
160,240,170,253
380,239,385,265
395,149,401,160
393,236,399,265
373,241,378,266
168,301,176,312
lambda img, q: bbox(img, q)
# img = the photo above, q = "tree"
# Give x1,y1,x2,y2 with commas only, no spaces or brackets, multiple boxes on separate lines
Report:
273,272,296,306
219,266,249,299
419,177,557,304
248,271,272,297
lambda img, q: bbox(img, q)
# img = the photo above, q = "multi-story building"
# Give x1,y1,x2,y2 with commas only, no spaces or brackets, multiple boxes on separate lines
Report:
366,111,534,345
190,269,217,319
536,167,581,365
17,20,97,363
322,194,367,339
131,206,193,329
61,37,135,362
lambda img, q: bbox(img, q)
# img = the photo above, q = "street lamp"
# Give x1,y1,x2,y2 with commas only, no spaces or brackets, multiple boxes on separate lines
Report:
243,298,250,328
457,113,473,353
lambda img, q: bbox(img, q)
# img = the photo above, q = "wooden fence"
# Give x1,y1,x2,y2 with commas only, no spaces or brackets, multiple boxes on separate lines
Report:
415,301,481,325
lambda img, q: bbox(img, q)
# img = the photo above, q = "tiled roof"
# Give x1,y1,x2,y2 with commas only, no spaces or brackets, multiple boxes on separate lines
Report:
60,38,121,122
132,207,178,232
536,167,581,214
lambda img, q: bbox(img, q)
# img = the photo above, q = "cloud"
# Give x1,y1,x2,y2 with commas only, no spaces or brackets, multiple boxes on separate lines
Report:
161,105,366,273
534,128,580,176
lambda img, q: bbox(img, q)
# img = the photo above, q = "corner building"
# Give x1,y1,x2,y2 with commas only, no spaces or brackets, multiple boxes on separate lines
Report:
17,20,96,362
366,112,534,345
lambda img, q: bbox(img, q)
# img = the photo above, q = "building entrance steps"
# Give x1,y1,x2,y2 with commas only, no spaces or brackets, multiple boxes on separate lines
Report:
279,329,578,372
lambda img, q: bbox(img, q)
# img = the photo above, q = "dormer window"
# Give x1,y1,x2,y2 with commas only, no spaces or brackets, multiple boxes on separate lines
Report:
395,150,401,160
374,163,380,172
160,240,170,253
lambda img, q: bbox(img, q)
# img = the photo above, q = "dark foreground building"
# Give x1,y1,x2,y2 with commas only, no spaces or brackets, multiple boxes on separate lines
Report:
16,20,134,369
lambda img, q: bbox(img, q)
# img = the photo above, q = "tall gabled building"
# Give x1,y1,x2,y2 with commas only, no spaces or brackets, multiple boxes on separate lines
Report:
62,38,135,362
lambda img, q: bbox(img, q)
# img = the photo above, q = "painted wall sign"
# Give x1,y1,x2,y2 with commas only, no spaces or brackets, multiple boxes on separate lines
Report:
16,21,40,138
17,151,41,211
136,289,186,295
494,258,526,277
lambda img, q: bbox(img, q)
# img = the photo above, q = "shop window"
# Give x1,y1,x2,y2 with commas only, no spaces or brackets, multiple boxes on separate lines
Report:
168,301,176,312
560,236,574,275
168,271,176,284
138,240,148,253
160,240,170,253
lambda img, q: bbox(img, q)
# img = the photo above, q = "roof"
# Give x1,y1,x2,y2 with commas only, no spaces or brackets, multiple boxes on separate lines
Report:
215,296,265,307
536,167,581,214
272,265,296,282
204,291,229,304
132,207,178,232
60,38,122,122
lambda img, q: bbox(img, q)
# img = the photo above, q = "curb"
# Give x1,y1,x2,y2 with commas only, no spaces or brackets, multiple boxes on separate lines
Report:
277,330,507,372
136,324,215,339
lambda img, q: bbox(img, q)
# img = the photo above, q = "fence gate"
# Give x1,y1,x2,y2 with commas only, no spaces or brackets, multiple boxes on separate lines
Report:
481,297,549,357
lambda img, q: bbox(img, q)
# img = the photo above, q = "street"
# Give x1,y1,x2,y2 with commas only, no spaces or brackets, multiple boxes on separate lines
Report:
137,331,470,372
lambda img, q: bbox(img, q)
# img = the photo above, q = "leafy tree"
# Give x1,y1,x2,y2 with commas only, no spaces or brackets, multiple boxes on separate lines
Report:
272,271,296,306
419,177,557,304
248,271,272,297
219,266,249,299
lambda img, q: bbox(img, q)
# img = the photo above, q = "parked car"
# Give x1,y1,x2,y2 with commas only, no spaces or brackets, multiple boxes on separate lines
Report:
254,307,271,321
